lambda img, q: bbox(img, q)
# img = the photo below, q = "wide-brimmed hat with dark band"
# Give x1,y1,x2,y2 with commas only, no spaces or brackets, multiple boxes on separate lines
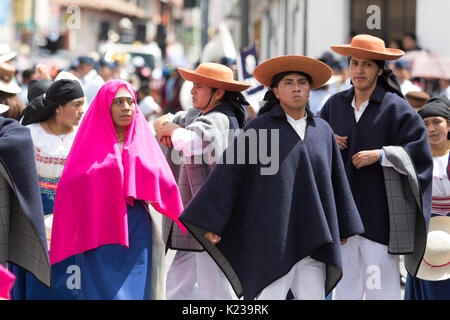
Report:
252,55,332,90
178,62,251,92
331,34,404,61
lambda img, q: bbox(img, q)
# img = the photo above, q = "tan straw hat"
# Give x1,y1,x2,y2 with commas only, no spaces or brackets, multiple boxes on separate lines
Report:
416,216,450,281
252,55,332,90
178,62,251,92
0,62,21,94
0,104,9,114
331,34,404,61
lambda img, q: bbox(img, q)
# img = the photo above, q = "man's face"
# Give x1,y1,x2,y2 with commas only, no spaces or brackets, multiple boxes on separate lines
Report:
76,63,93,78
273,73,311,112
190,83,215,110
349,57,383,92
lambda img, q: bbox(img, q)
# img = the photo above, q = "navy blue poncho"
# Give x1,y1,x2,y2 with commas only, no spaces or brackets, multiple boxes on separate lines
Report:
180,105,364,300
320,84,433,246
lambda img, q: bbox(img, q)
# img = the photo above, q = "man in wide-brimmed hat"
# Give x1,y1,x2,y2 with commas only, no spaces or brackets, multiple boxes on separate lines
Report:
320,34,433,300
178,55,364,300
154,62,251,299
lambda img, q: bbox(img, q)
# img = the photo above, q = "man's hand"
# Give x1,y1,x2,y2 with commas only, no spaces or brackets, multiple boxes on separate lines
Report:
204,232,221,245
153,114,173,134
334,134,348,150
157,122,180,141
352,149,381,169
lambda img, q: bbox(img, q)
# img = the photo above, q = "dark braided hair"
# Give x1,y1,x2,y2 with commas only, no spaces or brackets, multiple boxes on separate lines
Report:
219,90,249,128
258,71,312,116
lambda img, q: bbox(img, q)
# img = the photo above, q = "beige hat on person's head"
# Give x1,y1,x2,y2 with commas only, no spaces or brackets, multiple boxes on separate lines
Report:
252,55,333,90
178,62,251,92
0,43,17,64
416,216,450,281
0,62,21,94
0,104,9,114
331,34,405,61
405,91,430,102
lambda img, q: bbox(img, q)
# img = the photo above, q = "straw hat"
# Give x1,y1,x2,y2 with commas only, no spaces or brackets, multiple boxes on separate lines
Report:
331,34,404,61
252,55,332,90
0,62,21,94
178,62,251,92
416,216,450,281
0,104,9,114
0,43,17,64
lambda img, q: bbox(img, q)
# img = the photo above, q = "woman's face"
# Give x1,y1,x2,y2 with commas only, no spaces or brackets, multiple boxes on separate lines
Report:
423,116,450,146
110,95,136,128
55,97,85,127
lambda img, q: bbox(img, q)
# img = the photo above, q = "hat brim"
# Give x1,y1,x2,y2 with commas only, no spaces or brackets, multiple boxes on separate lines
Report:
331,45,404,61
252,55,333,90
0,104,9,114
178,67,251,92
0,80,22,94
416,216,450,281
405,91,430,101
0,51,17,64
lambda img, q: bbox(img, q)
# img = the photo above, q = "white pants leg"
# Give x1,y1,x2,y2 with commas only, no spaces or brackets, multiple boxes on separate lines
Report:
166,251,199,300
256,256,326,300
334,236,365,299
335,235,401,300
196,251,233,300
360,237,401,300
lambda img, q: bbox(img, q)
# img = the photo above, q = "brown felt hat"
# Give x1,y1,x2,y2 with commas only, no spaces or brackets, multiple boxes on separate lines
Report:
405,91,430,101
178,62,251,92
252,55,332,90
331,34,404,61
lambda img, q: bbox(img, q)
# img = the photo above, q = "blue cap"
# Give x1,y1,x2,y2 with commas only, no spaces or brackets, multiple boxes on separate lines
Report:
394,59,409,70
78,56,95,65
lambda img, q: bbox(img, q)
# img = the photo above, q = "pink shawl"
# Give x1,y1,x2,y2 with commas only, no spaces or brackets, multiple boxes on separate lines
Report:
0,264,15,299
49,80,185,265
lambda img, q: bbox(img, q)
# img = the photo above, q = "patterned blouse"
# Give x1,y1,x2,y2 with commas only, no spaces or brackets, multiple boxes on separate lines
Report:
431,153,450,216
26,123,77,201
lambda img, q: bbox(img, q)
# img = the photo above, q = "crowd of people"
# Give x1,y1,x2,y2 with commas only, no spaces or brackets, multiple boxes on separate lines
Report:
0,32,448,301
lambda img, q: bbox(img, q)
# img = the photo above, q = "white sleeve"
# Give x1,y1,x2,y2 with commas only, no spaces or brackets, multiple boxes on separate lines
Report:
379,149,408,175
171,127,204,157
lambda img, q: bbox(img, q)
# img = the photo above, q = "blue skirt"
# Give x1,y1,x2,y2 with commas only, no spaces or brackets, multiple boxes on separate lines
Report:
77,200,153,300
405,274,450,300
11,193,81,300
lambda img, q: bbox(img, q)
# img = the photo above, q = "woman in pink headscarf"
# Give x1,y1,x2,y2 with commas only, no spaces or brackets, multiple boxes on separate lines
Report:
49,80,184,300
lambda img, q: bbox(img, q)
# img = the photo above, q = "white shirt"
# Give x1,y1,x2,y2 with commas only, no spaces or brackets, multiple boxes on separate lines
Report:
285,113,307,140
351,96,370,123
82,69,104,105
400,79,422,95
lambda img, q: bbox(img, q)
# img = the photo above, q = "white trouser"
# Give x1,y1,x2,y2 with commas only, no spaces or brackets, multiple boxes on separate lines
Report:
165,250,233,300
334,235,401,300
256,256,326,300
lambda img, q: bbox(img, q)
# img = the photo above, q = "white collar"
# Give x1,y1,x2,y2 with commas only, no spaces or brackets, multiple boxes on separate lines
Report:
351,96,369,111
285,113,307,125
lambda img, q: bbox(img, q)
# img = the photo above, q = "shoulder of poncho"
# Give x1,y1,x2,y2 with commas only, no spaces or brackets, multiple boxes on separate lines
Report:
190,110,230,129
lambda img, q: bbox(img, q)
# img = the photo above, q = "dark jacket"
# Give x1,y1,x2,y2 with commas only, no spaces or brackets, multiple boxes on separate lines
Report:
180,105,364,299
0,117,50,287
320,84,433,246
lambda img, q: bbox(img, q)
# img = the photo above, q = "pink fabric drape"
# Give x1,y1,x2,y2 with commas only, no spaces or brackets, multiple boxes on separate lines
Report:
0,264,15,300
50,80,185,265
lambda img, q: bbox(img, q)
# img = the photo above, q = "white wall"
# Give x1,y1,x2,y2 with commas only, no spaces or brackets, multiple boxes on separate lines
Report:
306,0,350,59
416,0,450,57
248,0,350,61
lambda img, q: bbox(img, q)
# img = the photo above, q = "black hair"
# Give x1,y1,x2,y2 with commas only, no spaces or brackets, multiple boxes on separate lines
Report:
220,91,249,128
258,71,312,116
